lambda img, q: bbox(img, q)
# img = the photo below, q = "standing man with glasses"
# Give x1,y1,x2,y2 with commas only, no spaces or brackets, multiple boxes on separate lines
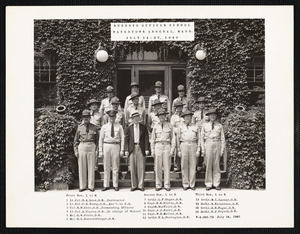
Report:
74,110,99,192
125,92,146,127
98,110,125,191
125,111,150,192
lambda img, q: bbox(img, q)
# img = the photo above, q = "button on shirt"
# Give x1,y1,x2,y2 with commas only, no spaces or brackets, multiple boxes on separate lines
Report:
177,123,201,148
134,124,140,143
74,123,99,155
99,122,125,152
200,122,225,154
151,122,176,153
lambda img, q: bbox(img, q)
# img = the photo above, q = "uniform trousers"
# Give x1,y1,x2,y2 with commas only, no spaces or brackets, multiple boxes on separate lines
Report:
129,145,146,189
180,142,197,188
103,143,120,188
78,142,96,190
154,143,171,189
204,141,221,187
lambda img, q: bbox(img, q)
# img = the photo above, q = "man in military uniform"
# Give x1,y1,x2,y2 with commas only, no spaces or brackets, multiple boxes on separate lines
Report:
125,111,150,191
124,82,146,121
171,85,190,114
74,110,99,192
99,86,121,118
200,109,225,191
87,98,102,128
192,96,209,171
148,99,164,132
151,108,175,191
148,81,169,114
170,100,185,172
99,110,125,191
177,110,201,190
125,92,146,126
102,97,125,130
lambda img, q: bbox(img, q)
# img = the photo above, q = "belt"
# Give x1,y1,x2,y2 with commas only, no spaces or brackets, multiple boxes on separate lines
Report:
80,140,95,143
134,143,140,145
104,142,120,144
205,138,220,142
180,141,197,144
155,141,171,145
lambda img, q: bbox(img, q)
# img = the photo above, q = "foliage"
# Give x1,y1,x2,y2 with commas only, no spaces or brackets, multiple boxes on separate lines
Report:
35,112,78,190
224,107,265,189
34,19,264,118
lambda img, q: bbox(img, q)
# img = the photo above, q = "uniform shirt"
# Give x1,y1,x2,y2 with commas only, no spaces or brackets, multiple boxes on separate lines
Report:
99,122,125,152
125,105,146,126
170,112,185,135
124,95,146,118
148,111,169,130
151,122,176,153
171,96,190,113
133,123,140,143
192,109,208,130
90,110,101,127
177,123,201,150
200,121,226,155
148,94,169,113
102,110,125,130
99,97,121,117
73,123,99,155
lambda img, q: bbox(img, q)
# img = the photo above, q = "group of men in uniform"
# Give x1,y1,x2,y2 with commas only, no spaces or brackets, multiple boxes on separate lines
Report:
73,81,226,192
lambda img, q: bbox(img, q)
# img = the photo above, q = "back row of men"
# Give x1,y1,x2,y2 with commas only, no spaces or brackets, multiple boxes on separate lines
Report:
74,81,225,193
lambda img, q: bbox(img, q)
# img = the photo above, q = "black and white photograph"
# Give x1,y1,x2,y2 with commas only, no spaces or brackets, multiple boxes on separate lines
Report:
6,5,294,228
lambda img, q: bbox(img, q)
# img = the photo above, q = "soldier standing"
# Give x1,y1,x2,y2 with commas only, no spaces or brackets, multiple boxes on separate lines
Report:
87,99,102,128
125,92,146,126
99,86,120,118
200,109,225,191
102,97,125,130
177,110,201,190
148,81,169,114
151,108,175,191
170,100,185,172
74,110,99,192
148,99,164,132
99,110,125,191
171,85,190,114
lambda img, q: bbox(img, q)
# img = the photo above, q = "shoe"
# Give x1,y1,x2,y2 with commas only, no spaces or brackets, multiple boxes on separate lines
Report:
130,188,137,192
79,188,86,192
114,187,119,191
215,186,221,190
206,187,211,191
155,188,162,191
88,188,95,192
183,187,189,191
190,187,196,190
139,188,145,191
101,187,109,191
165,188,171,191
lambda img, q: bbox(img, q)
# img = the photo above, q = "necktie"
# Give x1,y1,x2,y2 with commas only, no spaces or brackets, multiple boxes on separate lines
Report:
86,124,89,134
135,106,137,110
91,111,94,116
212,122,214,130
157,94,160,100
111,123,114,137
187,124,189,129
161,124,163,129
181,97,183,101
201,111,203,120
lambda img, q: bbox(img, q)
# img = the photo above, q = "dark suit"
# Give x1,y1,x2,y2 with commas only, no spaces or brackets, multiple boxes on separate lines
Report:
125,123,150,189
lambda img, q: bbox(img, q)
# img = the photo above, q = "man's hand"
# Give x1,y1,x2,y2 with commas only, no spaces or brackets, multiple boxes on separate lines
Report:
145,150,149,156
201,151,205,157
98,151,103,158
125,151,129,157
178,151,182,158
152,152,155,158
220,151,224,158
120,150,124,157
196,150,200,157
75,153,79,158
170,148,175,156
96,151,99,157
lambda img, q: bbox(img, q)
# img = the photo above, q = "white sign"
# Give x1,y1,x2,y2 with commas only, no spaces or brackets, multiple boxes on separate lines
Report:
111,22,194,41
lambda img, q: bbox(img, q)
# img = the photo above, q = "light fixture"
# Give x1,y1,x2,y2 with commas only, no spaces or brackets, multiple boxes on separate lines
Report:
194,43,207,60
56,105,66,114
95,42,109,62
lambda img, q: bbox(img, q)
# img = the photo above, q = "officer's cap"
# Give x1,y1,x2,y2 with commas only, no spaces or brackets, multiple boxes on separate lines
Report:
87,98,100,106
155,81,163,87
156,108,169,116
205,108,218,116
111,97,121,104
105,86,114,93
174,100,184,107
82,109,91,117
177,85,185,91
152,99,163,106
129,92,141,101
106,109,118,117
130,82,139,88
180,110,193,118
196,96,206,103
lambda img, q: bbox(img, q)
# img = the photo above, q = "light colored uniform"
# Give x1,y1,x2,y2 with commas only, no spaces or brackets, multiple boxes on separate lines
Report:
192,109,208,130
170,112,185,170
177,123,201,188
99,97,121,117
126,105,146,126
74,123,99,190
102,110,125,130
151,122,175,189
148,111,160,131
90,110,102,128
200,121,225,188
172,97,190,113
124,95,146,118
99,122,124,188
148,94,169,113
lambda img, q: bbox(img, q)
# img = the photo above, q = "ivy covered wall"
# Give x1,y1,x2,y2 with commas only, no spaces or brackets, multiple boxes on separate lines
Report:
34,19,264,118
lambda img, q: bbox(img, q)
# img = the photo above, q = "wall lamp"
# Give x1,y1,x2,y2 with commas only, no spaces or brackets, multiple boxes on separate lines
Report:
95,42,110,62
194,43,207,60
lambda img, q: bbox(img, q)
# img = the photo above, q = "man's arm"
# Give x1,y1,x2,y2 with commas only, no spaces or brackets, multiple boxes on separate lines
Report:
124,125,130,153
220,125,226,156
124,96,130,120
73,128,80,156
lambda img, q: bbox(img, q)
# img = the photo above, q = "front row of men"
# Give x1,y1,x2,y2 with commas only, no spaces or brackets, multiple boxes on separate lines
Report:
74,105,226,192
